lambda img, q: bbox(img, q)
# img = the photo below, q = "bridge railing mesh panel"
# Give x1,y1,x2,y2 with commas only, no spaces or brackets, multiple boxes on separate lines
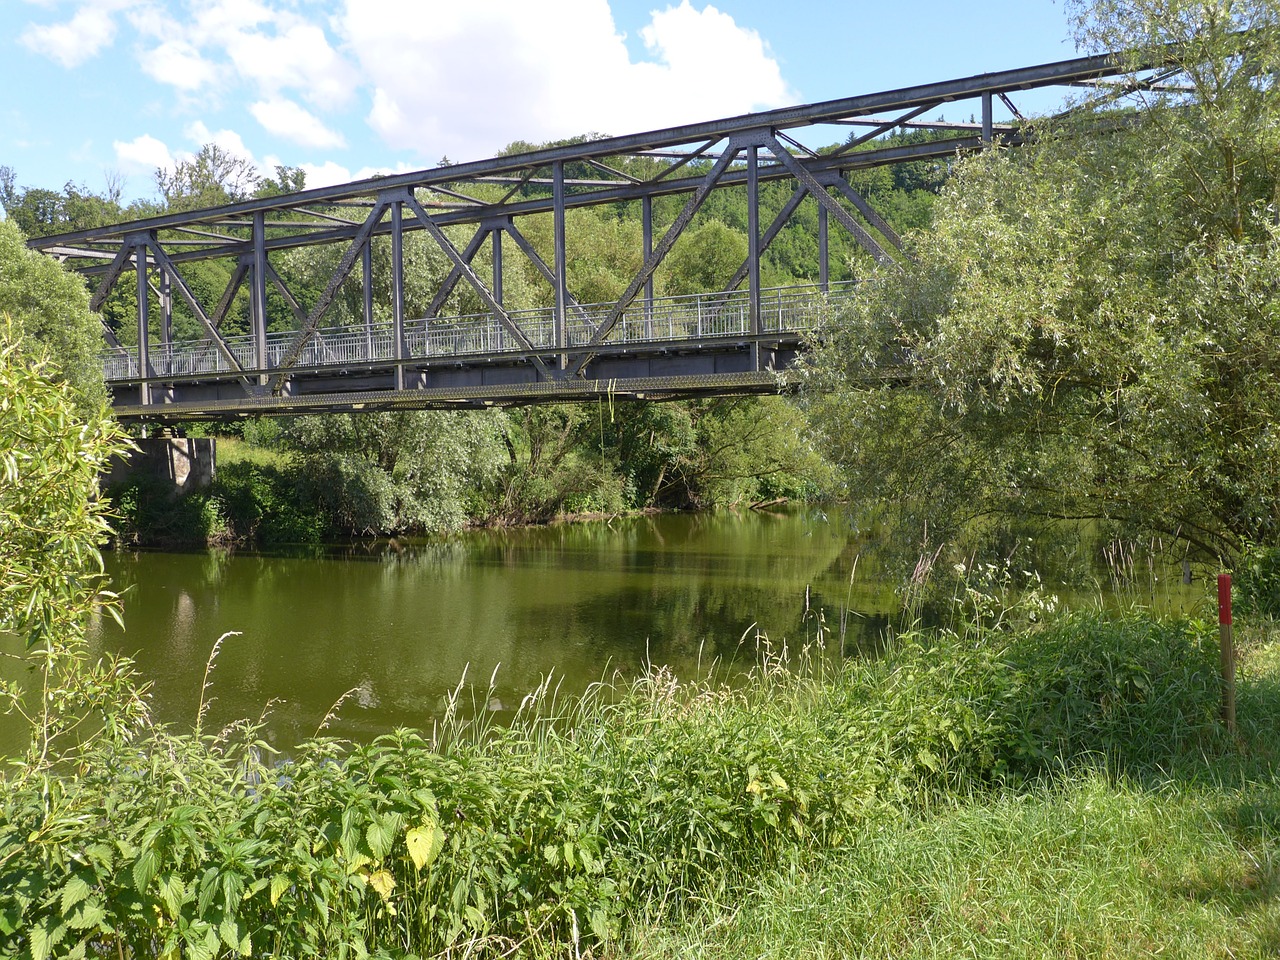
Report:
100,283,856,382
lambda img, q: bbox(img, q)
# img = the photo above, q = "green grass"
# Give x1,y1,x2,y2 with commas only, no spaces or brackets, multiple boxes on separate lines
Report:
214,435,290,470
625,627,1280,960
626,772,1280,959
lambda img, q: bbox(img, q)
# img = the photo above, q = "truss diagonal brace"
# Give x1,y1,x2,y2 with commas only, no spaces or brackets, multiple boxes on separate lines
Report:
400,192,552,380
266,262,308,326
835,103,937,156
145,240,245,373
269,261,339,364
503,221,591,322
214,261,250,329
765,134,894,266
425,224,492,320
100,317,124,349
722,184,809,294
89,243,137,312
273,199,390,382
569,140,742,377
820,174,904,250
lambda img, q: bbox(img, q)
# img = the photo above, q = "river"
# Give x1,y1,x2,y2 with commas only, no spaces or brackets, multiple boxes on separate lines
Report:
1,507,1196,754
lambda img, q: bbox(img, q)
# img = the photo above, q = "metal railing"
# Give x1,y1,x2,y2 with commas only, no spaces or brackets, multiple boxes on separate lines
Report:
101,282,854,382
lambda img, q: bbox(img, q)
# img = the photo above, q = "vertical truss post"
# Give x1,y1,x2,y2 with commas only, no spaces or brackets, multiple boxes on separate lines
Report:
134,240,150,406
818,203,829,292
747,144,762,369
982,92,993,143
159,270,172,348
642,195,654,338
553,160,568,370
362,241,374,361
391,200,406,390
492,227,504,306
251,211,269,381
570,141,741,377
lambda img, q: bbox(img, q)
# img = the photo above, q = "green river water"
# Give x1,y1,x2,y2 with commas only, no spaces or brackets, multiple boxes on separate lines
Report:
2,507,1199,754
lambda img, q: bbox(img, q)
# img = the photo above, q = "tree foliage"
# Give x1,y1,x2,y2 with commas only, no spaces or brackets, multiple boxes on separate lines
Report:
282,411,508,535
0,219,107,410
0,320,147,767
805,0,1280,561
155,143,263,211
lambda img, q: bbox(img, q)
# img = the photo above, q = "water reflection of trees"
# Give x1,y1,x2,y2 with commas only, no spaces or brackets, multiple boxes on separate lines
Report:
97,507,1187,749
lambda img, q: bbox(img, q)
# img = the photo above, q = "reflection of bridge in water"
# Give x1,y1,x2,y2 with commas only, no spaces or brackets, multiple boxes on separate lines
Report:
30,46,1165,421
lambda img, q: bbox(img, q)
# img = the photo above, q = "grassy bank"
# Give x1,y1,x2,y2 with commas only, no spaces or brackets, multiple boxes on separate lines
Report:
4,602,1276,958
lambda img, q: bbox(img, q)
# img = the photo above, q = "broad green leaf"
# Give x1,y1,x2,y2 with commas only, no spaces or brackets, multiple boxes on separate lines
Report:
367,869,395,902
219,915,251,956
405,821,446,871
366,816,395,860
58,876,91,914
269,874,291,907
132,848,159,896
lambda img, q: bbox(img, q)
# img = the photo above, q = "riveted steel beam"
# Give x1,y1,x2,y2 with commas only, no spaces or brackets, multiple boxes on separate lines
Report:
765,133,894,265
271,198,391,383
35,45,1170,266
145,240,245,373
424,224,492,320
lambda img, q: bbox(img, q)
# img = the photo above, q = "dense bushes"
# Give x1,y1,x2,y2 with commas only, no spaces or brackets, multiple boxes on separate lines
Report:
110,462,326,548
0,609,1224,959
106,396,835,548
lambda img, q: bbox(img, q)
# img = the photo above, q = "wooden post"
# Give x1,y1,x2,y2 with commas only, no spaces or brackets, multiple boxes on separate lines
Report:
1218,573,1236,735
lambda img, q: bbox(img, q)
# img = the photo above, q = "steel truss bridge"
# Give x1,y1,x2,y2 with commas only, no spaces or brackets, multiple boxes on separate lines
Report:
31,47,1177,422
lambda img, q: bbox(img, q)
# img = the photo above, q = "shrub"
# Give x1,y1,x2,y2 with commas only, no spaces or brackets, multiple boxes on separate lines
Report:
0,318,148,767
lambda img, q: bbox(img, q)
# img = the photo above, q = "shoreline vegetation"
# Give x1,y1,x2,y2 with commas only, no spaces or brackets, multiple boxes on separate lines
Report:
5,1,1280,954
3,596,1279,958
11,345,1277,957
105,402,831,551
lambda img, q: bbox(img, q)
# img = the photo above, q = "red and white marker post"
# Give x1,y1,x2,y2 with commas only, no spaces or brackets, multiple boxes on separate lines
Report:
1218,574,1236,736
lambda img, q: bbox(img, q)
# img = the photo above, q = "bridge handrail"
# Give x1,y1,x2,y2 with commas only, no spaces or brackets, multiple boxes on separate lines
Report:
100,282,857,382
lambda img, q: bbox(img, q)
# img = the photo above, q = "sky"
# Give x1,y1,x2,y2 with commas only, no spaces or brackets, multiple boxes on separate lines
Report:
0,0,1085,204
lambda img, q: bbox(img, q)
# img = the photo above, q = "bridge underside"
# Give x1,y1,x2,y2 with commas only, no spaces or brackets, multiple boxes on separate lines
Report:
108,338,802,420
31,46,1174,422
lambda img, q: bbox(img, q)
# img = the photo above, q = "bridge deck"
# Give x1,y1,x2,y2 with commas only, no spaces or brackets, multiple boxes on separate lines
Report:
103,284,845,420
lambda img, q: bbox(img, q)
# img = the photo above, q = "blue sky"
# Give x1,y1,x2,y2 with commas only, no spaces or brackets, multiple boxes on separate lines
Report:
1,1,1082,204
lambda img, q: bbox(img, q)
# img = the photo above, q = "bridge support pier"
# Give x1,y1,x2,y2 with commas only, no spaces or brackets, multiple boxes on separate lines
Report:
104,436,217,494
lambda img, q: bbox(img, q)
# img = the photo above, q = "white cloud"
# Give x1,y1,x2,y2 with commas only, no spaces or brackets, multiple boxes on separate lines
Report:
250,97,346,149
222,20,358,109
338,0,794,162
183,121,259,167
114,133,175,173
353,161,416,181
139,39,220,90
288,160,417,191
183,1,358,109
298,160,352,188
20,6,118,68
639,3,788,107
191,0,274,37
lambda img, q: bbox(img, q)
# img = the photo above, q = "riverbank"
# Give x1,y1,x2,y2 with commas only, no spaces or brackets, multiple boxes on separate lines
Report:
4,601,1276,958
103,437,747,550
105,398,834,550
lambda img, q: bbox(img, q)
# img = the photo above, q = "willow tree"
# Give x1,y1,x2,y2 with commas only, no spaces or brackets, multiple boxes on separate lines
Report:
804,0,1280,562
